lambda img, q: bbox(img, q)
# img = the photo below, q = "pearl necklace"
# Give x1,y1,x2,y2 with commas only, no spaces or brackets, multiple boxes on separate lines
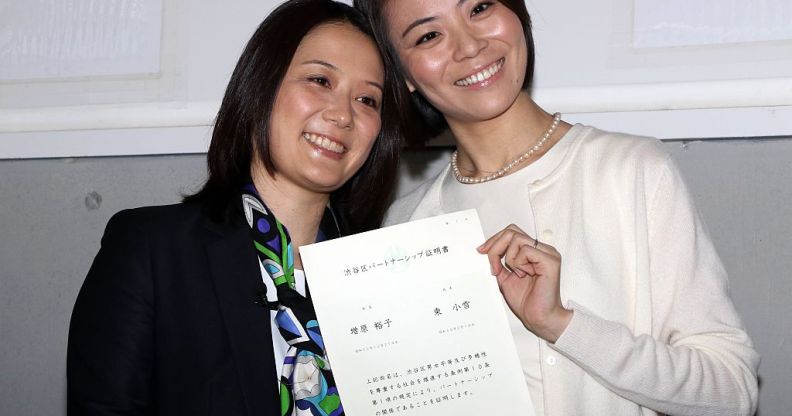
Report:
451,112,562,184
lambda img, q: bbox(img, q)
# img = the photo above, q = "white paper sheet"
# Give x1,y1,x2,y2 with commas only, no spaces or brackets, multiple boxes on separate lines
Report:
300,210,534,416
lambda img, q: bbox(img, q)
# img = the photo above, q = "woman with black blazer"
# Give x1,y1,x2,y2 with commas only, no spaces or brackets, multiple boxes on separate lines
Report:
66,1,416,415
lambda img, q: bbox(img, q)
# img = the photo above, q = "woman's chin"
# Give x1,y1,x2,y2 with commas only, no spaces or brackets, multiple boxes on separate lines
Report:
448,104,513,125
301,174,348,194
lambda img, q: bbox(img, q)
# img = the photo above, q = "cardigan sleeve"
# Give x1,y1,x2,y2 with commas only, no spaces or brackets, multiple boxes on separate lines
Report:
549,155,759,416
67,210,155,416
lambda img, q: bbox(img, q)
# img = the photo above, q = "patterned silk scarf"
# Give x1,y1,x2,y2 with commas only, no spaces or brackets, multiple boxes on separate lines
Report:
241,185,344,416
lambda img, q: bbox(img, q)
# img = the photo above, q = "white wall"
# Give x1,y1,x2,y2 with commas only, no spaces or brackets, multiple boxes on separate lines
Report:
1,0,790,158
527,0,792,139
0,0,280,158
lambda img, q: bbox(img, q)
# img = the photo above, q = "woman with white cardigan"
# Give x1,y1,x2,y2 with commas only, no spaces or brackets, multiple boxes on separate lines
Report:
355,0,760,414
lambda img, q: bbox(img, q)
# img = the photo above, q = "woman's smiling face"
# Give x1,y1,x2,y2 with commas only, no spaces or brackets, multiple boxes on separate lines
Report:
266,21,384,194
384,0,527,125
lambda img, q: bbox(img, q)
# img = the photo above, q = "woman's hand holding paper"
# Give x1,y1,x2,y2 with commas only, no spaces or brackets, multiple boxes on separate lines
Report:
478,224,572,343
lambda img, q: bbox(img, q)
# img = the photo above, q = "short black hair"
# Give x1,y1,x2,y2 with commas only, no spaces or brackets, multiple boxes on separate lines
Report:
354,0,536,140
186,0,414,233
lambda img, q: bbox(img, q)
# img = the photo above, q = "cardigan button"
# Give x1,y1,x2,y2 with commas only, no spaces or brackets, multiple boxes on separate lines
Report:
541,229,554,244
546,356,557,366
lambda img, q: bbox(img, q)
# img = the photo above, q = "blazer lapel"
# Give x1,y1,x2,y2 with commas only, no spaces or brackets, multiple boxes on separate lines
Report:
202,216,280,416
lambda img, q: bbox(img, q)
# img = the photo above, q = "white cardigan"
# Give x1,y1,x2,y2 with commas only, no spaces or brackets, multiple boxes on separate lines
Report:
385,125,759,416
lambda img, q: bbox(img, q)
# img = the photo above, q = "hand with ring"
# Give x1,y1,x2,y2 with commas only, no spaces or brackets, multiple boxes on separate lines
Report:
477,224,572,343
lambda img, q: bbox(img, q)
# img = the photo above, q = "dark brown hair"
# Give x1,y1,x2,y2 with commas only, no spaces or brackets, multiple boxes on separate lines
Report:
354,0,536,140
185,0,414,233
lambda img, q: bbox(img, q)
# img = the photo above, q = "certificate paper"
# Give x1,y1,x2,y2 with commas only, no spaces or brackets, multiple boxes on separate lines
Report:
300,210,535,416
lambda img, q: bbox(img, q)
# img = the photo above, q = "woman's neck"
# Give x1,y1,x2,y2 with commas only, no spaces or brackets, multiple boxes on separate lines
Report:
447,92,569,176
251,168,328,269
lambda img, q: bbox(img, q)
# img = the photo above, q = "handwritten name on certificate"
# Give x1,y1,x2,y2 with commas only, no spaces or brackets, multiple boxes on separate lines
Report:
300,210,535,416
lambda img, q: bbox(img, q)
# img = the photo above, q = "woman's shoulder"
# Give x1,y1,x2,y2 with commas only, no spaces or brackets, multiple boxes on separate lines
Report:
109,202,203,227
384,182,432,226
384,166,448,226
103,202,209,242
580,125,667,157
574,124,673,172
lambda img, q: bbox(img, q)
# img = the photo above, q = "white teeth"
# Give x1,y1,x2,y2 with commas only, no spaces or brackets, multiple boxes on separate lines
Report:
455,59,504,86
302,132,346,154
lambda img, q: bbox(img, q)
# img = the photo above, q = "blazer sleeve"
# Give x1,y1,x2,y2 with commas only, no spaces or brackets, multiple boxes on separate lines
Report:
67,210,155,416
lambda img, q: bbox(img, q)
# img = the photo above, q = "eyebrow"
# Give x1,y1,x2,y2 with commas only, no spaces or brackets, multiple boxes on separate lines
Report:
367,81,384,92
402,16,436,38
302,59,338,70
302,59,383,92
401,0,472,38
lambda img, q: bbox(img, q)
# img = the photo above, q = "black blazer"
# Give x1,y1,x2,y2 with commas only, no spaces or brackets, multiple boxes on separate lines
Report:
67,202,280,415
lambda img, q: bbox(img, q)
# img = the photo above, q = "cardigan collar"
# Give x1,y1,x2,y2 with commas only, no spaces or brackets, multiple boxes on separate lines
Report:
409,124,589,222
